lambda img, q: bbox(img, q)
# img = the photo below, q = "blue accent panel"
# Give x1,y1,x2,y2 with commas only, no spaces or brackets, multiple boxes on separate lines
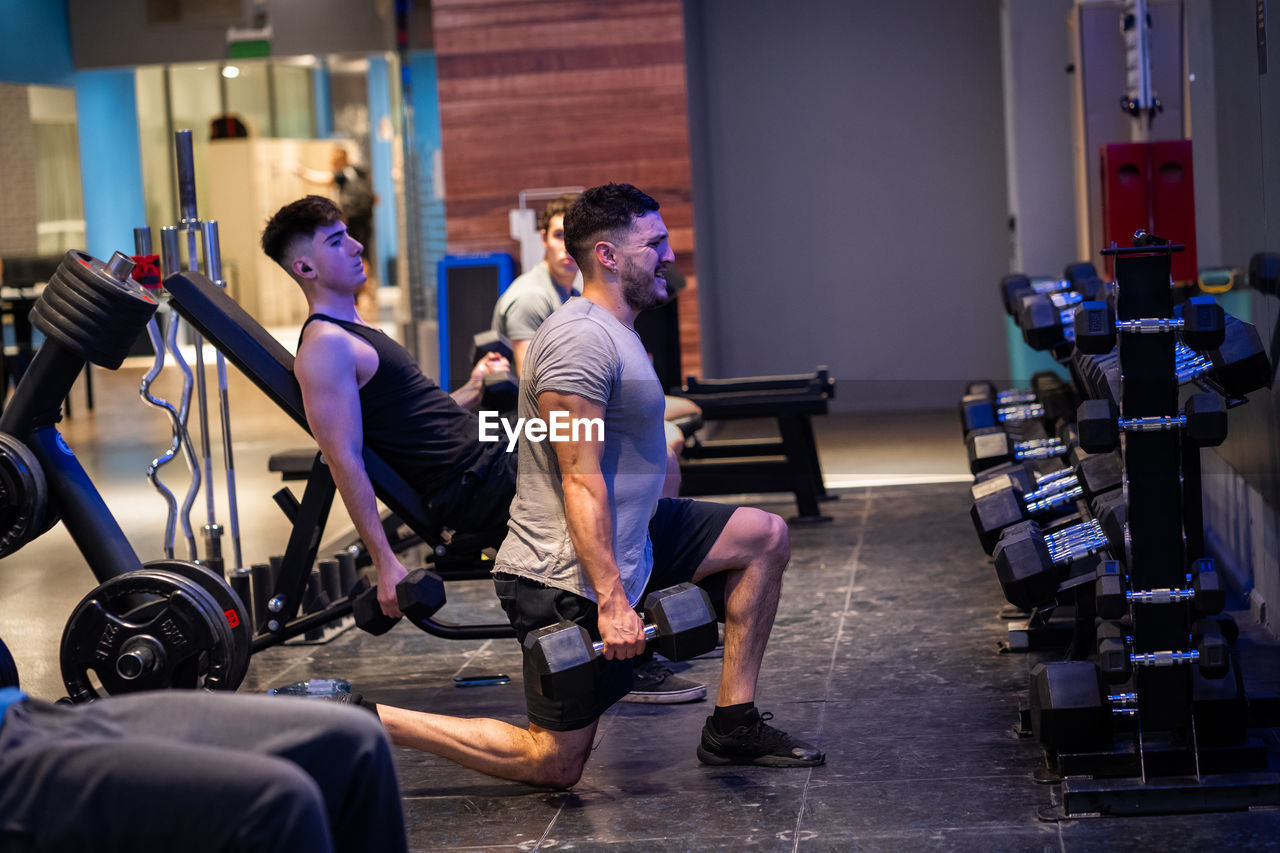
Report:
1004,315,1067,385
74,69,146,263
313,63,333,138
1217,288,1251,324
0,0,73,85
436,253,515,390
366,55,396,291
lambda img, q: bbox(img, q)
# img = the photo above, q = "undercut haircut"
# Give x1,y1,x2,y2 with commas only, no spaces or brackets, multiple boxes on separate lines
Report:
538,192,580,233
563,183,659,270
261,195,346,269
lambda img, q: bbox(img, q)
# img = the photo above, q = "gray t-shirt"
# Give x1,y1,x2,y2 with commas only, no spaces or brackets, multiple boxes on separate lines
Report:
494,297,667,605
490,263,580,341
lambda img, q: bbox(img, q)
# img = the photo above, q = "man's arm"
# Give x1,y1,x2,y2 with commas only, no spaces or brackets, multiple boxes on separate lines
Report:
538,389,646,660
449,352,510,412
510,339,532,378
293,163,335,186
295,325,408,618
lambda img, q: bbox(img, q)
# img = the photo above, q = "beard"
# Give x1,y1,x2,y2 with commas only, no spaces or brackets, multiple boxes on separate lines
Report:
620,256,667,312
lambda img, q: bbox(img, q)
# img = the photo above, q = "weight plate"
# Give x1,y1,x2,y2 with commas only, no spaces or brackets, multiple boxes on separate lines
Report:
60,568,238,703
52,261,157,333
60,250,158,317
0,634,18,689
144,560,252,691
0,432,48,558
36,284,138,370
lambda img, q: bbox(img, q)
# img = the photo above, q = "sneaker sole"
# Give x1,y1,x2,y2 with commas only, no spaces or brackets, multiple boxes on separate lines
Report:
696,745,825,767
618,686,707,704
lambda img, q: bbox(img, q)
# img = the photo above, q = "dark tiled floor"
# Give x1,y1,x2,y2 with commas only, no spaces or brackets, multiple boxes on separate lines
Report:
5,366,1280,850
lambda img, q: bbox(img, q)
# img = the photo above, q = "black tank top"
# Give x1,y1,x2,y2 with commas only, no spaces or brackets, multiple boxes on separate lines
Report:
300,314,488,501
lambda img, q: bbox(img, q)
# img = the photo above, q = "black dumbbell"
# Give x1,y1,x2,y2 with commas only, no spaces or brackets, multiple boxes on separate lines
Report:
970,451,1122,554
1073,296,1225,355
966,422,1070,475
481,369,519,412
349,568,447,636
1094,557,1224,621
1076,392,1228,454
473,330,514,362
959,372,1076,437
1097,617,1230,682
524,583,718,700
993,512,1121,611
1249,251,1280,296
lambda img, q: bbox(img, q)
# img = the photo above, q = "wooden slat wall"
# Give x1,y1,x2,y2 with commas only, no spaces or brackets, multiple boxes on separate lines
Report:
431,0,702,379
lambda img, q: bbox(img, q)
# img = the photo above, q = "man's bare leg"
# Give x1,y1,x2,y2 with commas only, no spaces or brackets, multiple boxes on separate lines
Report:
376,707,597,789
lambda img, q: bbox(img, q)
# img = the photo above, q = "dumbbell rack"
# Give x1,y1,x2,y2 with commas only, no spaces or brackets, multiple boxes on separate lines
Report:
1044,242,1280,816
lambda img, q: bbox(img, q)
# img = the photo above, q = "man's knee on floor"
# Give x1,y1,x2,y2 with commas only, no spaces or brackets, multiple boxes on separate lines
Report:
527,730,593,789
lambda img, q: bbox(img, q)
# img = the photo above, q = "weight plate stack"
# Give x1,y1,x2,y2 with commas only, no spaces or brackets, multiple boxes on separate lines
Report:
29,250,158,370
0,432,48,558
60,567,242,703
0,634,19,689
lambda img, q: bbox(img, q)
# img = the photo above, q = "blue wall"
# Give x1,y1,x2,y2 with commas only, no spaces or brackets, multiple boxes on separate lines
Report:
367,55,396,290
73,70,146,262
0,0,74,86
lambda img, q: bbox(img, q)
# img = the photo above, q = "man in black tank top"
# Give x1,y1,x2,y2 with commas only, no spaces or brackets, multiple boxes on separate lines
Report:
263,196,515,619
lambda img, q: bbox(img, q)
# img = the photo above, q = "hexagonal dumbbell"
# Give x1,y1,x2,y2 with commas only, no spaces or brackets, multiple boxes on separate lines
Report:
1073,297,1225,355
524,583,718,700
350,568,447,636
1076,392,1228,454
992,517,1115,611
970,451,1122,554
472,329,514,362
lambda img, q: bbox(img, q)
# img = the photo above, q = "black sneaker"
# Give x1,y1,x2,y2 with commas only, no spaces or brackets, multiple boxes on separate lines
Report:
619,659,707,704
696,710,825,767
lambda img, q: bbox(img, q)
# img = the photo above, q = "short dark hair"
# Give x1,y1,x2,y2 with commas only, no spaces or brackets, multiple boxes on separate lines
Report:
538,192,580,233
563,183,659,270
261,195,345,268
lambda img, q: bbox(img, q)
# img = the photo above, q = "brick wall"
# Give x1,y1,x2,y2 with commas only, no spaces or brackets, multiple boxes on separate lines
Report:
0,85,39,257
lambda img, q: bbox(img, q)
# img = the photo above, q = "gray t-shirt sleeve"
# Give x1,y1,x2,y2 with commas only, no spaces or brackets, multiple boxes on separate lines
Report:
500,289,556,341
532,317,617,407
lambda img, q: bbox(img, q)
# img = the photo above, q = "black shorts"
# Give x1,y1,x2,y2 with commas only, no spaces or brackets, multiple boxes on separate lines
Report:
432,447,518,548
493,498,737,731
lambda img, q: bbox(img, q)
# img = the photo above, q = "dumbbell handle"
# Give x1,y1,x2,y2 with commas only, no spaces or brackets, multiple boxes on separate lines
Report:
1024,482,1082,515
1118,414,1186,432
996,402,1046,422
993,390,1039,405
1048,291,1084,310
1131,649,1199,667
1115,317,1186,334
1126,587,1195,605
1025,467,1076,495
1045,533,1109,565
1046,522,1107,551
1045,518,1104,545
591,622,662,654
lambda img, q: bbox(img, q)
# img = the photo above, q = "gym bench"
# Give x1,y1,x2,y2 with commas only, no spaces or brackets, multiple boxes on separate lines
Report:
675,368,836,523
163,270,515,650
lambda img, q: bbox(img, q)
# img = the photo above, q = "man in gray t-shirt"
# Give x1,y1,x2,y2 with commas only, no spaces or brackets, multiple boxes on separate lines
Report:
496,295,667,604
367,184,823,786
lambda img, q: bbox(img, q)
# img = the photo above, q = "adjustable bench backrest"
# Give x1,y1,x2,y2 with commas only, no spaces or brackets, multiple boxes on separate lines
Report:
162,270,437,539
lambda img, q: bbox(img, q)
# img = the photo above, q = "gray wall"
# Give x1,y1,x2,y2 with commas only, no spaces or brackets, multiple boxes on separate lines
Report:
1001,0,1078,277
1196,0,1280,620
684,0,1011,410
